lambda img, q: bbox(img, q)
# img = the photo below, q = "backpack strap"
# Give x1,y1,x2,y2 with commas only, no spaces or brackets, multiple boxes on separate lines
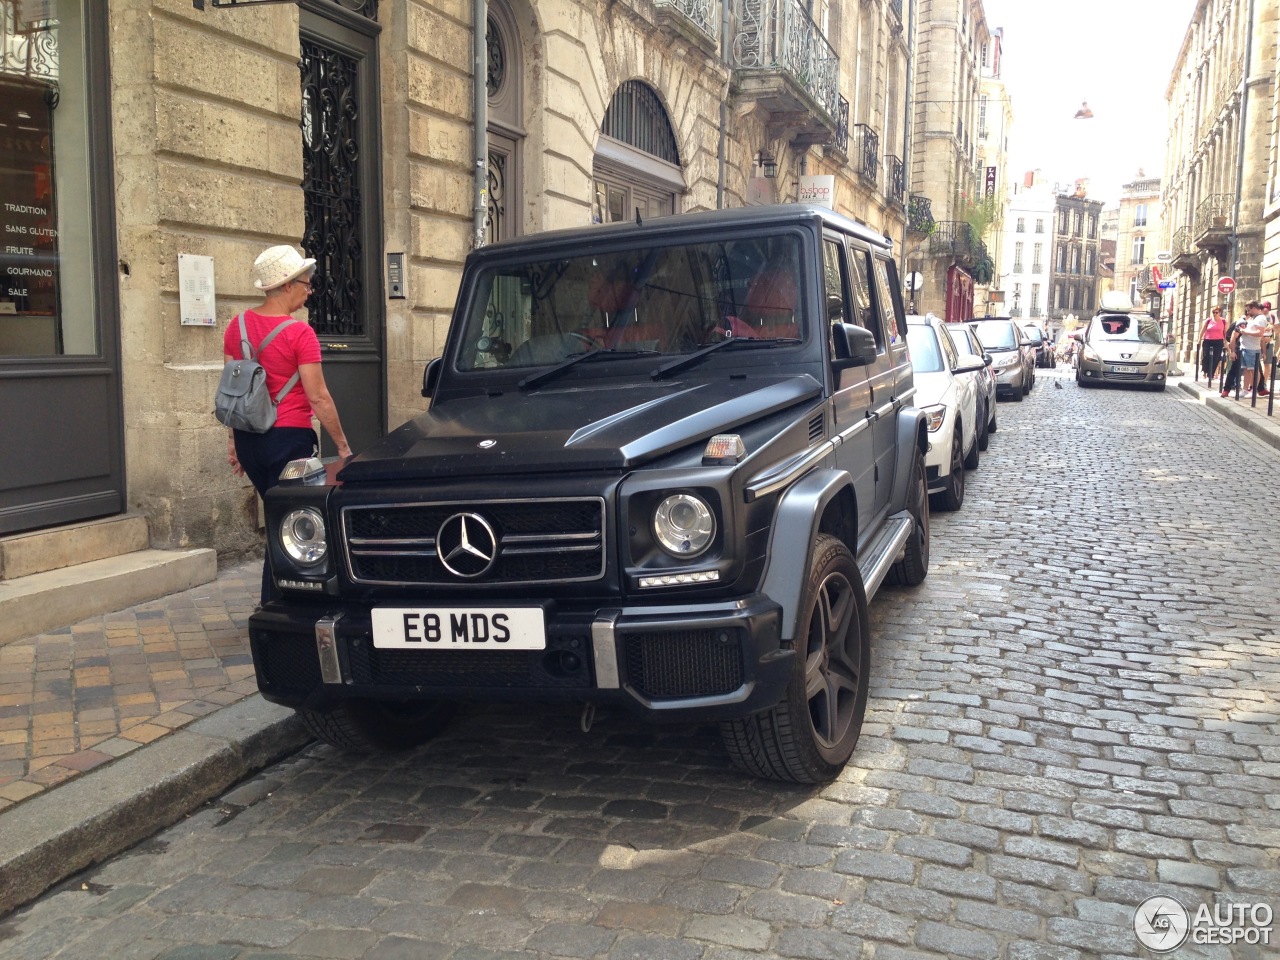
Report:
240,314,302,404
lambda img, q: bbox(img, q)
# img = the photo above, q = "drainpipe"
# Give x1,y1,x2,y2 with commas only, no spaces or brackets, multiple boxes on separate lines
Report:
717,0,731,207
900,0,916,274
472,0,489,249
1228,0,1255,284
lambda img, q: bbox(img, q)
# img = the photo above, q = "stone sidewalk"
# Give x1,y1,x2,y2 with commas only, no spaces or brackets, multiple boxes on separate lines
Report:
1174,371,1280,452
0,560,311,914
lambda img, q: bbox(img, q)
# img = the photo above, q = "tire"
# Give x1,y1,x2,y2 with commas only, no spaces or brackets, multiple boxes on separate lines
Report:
720,534,869,783
963,420,980,470
1076,372,1091,388
987,401,998,434
977,399,990,451
888,447,929,587
932,429,965,511
1012,382,1025,401
297,699,457,752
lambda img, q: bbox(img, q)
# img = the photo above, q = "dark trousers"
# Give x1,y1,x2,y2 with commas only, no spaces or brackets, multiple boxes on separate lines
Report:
1201,339,1224,381
1222,356,1241,394
233,426,318,603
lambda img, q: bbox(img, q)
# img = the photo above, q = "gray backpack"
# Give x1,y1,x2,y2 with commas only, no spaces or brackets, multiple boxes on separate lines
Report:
214,314,300,433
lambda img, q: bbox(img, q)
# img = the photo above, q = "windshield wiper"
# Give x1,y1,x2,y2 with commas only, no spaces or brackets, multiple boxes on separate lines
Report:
650,337,801,381
517,347,659,391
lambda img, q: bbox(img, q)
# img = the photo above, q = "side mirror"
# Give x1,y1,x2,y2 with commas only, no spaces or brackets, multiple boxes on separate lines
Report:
953,356,986,375
983,353,993,367
421,357,442,398
832,323,879,368
1019,338,1034,347
1070,332,1083,342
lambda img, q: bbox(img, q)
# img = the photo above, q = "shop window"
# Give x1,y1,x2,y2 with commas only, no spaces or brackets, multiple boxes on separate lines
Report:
0,1,96,356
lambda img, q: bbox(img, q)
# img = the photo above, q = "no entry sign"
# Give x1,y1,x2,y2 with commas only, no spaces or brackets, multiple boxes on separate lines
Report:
1218,276,1236,295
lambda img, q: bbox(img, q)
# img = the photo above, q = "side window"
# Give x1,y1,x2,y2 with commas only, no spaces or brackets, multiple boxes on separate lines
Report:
822,238,850,334
847,245,880,347
870,255,903,346
880,256,909,342
937,324,959,369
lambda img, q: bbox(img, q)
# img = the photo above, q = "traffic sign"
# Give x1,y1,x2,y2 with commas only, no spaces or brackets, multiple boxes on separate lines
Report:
1158,280,1177,290
906,272,924,292
1156,251,1173,263
1218,276,1236,294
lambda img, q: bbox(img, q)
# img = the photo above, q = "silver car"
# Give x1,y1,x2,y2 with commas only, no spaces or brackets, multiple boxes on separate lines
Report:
967,318,1034,401
1074,310,1169,391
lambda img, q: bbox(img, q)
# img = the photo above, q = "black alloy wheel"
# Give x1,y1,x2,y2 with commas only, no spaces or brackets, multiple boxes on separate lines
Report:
721,534,870,783
889,447,930,586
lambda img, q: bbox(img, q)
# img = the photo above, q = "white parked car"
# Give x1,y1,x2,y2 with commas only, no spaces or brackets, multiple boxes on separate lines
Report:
906,315,986,511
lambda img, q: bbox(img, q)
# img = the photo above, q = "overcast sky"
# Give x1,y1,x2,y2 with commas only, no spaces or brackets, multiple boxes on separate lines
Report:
980,0,1201,208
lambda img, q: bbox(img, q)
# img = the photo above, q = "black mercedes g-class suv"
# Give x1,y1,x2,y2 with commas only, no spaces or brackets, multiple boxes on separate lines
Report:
249,204,929,783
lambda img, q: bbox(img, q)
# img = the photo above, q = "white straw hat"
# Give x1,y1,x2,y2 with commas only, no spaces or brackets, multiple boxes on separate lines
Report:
253,245,316,291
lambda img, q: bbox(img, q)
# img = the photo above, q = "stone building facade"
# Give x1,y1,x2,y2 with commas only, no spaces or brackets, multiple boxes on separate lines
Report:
1163,0,1278,361
0,0,917,557
1113,173,1163,309
997,174,1054,327
1048,189,1102,329
904,0,993,322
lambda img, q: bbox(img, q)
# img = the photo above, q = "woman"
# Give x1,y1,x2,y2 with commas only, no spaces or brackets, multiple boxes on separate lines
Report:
1198,305,1226,384
224,245,352,602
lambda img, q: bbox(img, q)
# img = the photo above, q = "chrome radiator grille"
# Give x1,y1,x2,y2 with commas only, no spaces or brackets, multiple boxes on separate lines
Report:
341,498,606,586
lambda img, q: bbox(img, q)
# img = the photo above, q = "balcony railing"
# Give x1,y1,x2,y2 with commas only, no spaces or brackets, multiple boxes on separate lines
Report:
929,221,985,268
885,154,904,207
1030,306,1042,318
827,95,849,154
1171,225,1197,270
653,0,718,42
1013,260,1023,273
1195,194,1234,235
731,0,840,120
908,194,935,235
1032,262,1042,274
888,0,902,25
852,123,879,184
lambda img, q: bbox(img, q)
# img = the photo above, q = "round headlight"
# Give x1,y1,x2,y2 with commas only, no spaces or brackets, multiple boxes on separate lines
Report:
280,508,327,566
653,494,715,558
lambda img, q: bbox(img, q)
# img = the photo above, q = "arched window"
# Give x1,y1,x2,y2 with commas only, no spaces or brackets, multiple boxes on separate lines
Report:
593,80,684,223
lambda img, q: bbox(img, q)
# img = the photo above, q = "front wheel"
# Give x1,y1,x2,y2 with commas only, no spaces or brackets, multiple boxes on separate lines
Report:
977,399,990,451
963,419,981,470
297,699,457,753
720,534,869,783
888,447,929,587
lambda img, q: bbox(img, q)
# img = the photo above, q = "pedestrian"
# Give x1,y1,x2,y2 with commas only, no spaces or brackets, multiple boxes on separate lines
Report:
1264,300,1277,391
1221,315,1246,398
225,245,352,604
1237,300,1270,396
1198,305,1227,383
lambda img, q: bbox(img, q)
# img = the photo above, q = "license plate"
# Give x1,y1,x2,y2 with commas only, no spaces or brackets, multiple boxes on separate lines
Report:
1109,365,1134,373
371,607,546,650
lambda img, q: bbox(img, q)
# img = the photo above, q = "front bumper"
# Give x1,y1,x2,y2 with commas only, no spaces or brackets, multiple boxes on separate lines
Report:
992,365,1023,395
1077,357,1166,386
923,415,954,492
249,595,790,723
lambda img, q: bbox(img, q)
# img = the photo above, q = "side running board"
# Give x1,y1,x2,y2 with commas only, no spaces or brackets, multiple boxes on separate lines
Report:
858,513,913,601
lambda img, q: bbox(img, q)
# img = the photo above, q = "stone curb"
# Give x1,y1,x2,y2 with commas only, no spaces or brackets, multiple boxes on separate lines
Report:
0,695,312,917
1175,378,1280,453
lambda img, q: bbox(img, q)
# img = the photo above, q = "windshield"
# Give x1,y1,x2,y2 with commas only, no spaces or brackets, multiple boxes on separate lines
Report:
1023,326,1043,344
456,235,806,371
970,320,1017,351
907,326,944,373
1090,314,1163,344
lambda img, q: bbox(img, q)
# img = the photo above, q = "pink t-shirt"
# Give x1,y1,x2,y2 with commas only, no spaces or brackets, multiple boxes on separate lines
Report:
222,309,322,429
1202,316,1225,341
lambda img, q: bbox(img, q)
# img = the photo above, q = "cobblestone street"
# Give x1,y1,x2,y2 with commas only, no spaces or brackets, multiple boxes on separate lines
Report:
2,367,1278,960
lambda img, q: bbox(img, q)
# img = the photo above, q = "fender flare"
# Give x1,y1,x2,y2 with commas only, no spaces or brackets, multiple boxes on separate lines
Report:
889,407,928,514
759,467,855,642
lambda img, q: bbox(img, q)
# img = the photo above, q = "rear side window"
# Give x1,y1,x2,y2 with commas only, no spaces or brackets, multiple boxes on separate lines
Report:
846,246,884,350
870,256,903,346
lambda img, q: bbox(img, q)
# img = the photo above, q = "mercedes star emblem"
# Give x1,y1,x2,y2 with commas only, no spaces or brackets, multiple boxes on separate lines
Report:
436,512,498,578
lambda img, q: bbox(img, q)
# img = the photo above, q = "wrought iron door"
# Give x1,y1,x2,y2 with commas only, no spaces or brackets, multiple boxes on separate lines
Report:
299,4,383,457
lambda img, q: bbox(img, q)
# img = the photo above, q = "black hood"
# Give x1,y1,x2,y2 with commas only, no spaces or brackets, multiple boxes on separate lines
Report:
337,375,823,483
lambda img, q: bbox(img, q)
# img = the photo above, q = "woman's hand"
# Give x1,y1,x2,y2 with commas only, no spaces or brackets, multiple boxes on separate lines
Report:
228,436,245,477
